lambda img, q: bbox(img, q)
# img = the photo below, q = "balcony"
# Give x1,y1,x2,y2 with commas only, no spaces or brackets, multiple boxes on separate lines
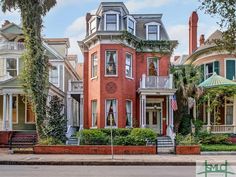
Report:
139,74,173,89
0,42,25,51
68,80,83,94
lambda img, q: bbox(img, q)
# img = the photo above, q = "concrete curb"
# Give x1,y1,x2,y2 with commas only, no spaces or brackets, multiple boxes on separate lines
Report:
0,160,196,166
201,151,236,155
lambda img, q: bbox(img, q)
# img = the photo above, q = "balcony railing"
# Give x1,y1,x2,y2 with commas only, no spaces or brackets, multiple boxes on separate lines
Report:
68,80,83,93
140,74,173,89
0,42,25,51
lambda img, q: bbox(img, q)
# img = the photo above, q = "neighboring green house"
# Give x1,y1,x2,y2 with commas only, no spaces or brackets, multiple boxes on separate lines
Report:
0,21,83,132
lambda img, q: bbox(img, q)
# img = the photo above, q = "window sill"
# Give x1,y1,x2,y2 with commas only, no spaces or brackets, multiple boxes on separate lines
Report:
105,126,118,129
104,75,118,78
126,76,134,80
91,76,98,80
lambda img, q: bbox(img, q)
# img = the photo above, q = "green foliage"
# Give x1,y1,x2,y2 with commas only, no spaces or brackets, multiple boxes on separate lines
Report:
176,134,199,145
193,119,203,135
77,128,157,146
122,31,178,55
39,137,63,145
178,114,192,135
199,0,236,53
77,129,109,145
201,144,236,151
130,128,157,142
197,131,230,145
0,0,57,139
43,95,67,143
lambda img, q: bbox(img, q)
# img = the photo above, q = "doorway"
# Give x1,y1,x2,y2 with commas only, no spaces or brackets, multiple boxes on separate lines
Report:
146,108,162,134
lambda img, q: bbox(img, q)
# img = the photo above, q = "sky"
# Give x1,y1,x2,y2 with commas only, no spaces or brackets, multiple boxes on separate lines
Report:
0,0,220,62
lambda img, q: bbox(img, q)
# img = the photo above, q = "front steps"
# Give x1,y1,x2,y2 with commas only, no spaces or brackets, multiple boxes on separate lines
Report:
157,136,175,154
66,136,79,145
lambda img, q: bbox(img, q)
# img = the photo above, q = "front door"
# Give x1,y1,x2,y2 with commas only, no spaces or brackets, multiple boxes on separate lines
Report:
146,109,161,134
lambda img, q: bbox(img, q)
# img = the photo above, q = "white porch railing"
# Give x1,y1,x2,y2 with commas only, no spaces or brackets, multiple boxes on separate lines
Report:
0,42,25,51
68,80,83,93
140,74,173,89
203,125,234,133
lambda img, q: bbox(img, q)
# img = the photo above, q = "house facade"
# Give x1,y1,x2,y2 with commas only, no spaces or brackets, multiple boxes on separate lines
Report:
0,21,83,132
79,2,176,138
185,12,236,134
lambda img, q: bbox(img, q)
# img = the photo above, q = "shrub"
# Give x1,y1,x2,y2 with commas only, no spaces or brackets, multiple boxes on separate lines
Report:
113,135,146,146
197,131,230,145
77,129,109,145
130,128,157,142
176,134,199,145
193,119,203,135
178,114,192,135
101,128,132,137
39,137,63,145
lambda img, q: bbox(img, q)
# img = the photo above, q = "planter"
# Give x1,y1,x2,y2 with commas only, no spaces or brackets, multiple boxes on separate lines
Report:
34,145,157,154
0,131,13,147
176,145,200,155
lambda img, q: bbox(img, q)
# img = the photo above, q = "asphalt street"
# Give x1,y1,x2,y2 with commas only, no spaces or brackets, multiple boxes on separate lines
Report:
0,165,195,177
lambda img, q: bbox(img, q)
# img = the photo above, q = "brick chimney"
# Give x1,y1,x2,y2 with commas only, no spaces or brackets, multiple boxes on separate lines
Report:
2,20,10,28
199,34,205,46
189,11,198,55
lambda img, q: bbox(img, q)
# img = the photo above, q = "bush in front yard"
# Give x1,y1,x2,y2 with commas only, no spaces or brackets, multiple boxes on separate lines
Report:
176,134,199,145
197,131,231,145
101,128,132,137
130,128,157,142
77,129,109,145
39,137,64,145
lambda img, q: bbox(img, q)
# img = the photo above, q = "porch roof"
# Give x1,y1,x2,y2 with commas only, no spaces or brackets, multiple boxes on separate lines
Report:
199,73,236,88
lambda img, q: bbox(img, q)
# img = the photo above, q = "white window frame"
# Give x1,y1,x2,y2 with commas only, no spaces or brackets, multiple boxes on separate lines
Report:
105,50,118,77
105,99,118,128
49,63,63,88
104,10,120,31
126,15,136,35
224,58,236,80
145,22,161,40
204,62,214,80
125,99,132,128
91,100,98,128
91,52,98,78
125,52,133,79
25,99,35,124
4,57,19,77
12,95,18,124
147,57,159,76
89,17,97,35
225,98,234,125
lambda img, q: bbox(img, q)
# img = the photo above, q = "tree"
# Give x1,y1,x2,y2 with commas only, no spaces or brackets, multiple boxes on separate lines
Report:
43,95,67,143
0,0,57,139
171,64,202,131
199,0,236,53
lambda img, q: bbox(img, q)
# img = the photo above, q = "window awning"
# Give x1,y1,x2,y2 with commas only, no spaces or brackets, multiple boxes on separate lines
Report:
198,73,236,88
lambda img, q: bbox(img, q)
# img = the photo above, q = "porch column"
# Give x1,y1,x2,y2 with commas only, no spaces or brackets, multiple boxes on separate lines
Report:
207,99,211,132
193,99,197,120
9,94,13,130
79,94,84,130
233,95,236,134
2,94,7,130
67,94,72,127
140,94,146,128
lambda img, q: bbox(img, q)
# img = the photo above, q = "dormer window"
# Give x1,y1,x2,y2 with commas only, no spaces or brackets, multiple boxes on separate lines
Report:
145,22,160,40
127,16,136,35
104,11,120,31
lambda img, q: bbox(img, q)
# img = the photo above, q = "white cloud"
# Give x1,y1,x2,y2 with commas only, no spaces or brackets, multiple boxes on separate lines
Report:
0,10,20,26
125,0,171,13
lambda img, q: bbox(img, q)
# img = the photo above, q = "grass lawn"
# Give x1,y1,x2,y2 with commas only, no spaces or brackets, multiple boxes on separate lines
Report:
201,144,236,151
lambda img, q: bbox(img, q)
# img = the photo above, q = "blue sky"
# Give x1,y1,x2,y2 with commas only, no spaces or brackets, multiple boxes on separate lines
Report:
0,0,219,62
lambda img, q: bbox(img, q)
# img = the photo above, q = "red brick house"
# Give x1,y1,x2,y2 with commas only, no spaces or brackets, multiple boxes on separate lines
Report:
79,2,177,138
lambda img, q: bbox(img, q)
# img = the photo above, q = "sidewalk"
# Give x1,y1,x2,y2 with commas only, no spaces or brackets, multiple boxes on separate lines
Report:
1,148,236,166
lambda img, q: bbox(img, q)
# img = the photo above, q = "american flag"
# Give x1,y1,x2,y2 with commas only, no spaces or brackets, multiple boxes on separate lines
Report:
171,95,178,111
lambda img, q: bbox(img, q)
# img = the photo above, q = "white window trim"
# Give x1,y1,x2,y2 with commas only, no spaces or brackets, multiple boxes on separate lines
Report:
145,22,161,40
105,50,118,77
105,99,118,128
125,52,133,79
224,58,236,79
4,57,19,77
147,57,159,76
224,98,234,125
91,100,98,128
91,52,98,79
12,95,18,124
126,15,136,35
25,99,35,124
49,64,62,88
104,10,120,31
126,99,132,128
88,17,97,35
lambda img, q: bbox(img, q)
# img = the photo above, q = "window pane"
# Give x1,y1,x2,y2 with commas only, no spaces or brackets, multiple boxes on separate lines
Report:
148,25,157,33
50,66,59,85
126,100,132,127
91,53,98,78
205,63,214,78
90,19,96,34
106,14,117,31
12,96,17,123
128,19,134,34
106,24,117,31
106,99,117,126
226,60,235,80
92,100,97,127
106,51,117,75
6,58,17,77
148,33,157,40
226,106,233,125
106,14,116,23
125,53,132,77
148,58,158,76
